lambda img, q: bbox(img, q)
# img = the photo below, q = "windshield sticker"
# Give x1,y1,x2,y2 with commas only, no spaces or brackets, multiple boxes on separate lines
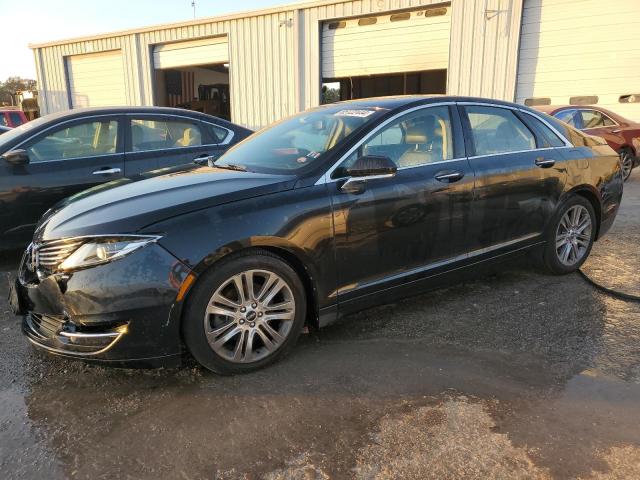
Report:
335,109,375,118
306,151,321,159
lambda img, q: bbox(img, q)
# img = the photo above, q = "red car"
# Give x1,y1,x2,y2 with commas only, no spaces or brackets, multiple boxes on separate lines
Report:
0,108,28,128
536,105,640,181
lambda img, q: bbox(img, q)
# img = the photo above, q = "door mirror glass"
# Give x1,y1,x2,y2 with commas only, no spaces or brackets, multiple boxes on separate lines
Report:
345,155,397,177
2,149,30,165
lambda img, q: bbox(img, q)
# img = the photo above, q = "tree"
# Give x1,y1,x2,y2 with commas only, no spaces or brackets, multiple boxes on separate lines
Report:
0,77,37,106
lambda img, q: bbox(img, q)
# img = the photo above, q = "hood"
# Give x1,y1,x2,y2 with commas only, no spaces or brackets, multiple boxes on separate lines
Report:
36,164,296,240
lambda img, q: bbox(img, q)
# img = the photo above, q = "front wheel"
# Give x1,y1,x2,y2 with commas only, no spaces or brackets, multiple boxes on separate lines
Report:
182,250,307,374
541,196,596,275
620,148,634,182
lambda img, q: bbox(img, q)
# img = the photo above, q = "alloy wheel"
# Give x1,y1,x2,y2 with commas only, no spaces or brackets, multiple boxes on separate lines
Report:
203,269,296,363
555,205,592,266
620,151,633,181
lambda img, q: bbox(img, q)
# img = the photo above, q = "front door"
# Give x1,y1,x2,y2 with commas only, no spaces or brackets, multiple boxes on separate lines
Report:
124,115,227,175
0,116,124,246
329,104,474,302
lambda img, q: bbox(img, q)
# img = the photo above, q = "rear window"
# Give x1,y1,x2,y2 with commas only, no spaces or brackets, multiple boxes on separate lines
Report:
522,112,566,148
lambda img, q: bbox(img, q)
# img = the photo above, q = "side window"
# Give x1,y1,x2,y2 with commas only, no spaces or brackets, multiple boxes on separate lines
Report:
130,118,202,152
9,112,24,126
580,110,603,129
25,120,119,162
523,113,567,148
344,106,454,169
204,123,230,143
466,106,536,156
555,109,579,127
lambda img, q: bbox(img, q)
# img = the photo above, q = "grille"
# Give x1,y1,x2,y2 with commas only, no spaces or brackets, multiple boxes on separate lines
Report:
24,313,126,355
32,238,85,273
29,312,66,339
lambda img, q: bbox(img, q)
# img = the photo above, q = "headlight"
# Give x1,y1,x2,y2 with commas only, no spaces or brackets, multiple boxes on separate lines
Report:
58,235,161,271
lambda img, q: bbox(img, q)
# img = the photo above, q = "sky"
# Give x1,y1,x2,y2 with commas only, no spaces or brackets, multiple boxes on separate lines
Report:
0,0,300,81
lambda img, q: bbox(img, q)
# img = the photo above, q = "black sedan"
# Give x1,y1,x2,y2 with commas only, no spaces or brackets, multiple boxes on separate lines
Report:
10,96,623,374
0,107,251,250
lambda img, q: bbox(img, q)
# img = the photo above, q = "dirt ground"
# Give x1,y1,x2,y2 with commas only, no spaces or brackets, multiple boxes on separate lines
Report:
1,171,639,480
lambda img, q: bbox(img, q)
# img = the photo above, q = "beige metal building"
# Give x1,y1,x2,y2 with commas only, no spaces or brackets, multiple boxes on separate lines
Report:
31,0,640,129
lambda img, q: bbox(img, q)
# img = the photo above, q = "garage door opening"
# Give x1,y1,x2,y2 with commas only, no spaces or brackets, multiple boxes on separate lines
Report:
321,6,451,104
153,36,231,120
322,69,447,103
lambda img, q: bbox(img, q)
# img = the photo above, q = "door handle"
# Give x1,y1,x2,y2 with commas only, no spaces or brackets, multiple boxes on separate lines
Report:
611,129,622,134
92,167,121,175
434,170,464,183
534,157,556,168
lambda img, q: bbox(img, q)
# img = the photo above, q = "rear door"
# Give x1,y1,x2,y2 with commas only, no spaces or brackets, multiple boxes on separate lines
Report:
124,115,231,175
460,103,568,251
0,115,124,242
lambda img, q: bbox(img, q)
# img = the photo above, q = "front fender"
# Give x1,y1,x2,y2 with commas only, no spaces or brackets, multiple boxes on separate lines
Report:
142,185,336,310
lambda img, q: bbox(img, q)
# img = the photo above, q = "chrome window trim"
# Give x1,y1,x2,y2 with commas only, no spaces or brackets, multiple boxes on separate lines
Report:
467,145,573,160
315,100,576,185
315,102,460,185
126,112,235,147
9,114,121,157
17,152,124,165
458,101,573,148
5,112,234,161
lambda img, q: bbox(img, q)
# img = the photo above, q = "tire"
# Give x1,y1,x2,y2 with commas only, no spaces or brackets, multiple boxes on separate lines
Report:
182,249,307,375
620,148,634,182
541,196,596,275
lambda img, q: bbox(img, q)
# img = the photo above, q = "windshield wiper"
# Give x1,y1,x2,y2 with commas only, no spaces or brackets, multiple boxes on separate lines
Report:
213,162,247,172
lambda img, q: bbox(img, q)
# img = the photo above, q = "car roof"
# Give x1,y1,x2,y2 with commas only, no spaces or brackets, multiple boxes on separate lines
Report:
31,106,247,131
324,95,532,111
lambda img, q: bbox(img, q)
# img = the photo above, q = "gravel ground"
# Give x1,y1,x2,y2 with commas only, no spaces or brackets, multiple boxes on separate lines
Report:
1,170,639,480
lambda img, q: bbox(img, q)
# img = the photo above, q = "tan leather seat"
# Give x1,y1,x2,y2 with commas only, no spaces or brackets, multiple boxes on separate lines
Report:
175,127,202,147
397,127,430,167
396,115,448,167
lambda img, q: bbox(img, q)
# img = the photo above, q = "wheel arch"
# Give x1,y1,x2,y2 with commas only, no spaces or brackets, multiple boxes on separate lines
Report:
176,239,321,330
564,186,602,239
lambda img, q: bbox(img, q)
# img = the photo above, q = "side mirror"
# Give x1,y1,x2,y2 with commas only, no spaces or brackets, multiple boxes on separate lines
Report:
339,155,397,193
345,155,397,178
2,149,30,166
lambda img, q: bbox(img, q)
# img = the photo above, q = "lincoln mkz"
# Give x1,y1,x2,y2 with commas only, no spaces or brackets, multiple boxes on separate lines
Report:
9,96,623,374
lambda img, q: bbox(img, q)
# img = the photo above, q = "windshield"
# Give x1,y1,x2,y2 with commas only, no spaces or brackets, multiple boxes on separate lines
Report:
216,105,387,173
0,114,45,151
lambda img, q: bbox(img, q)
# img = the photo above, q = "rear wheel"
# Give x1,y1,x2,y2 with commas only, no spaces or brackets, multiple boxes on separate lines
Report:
541,196,596,275
182,250,307,374
620,148,634,181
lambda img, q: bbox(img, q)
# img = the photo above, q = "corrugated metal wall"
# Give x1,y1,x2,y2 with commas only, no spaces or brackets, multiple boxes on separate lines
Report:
32,0,525,129
448,0,524,100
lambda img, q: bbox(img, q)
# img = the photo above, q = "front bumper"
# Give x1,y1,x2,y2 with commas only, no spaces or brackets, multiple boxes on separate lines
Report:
13,243,192,367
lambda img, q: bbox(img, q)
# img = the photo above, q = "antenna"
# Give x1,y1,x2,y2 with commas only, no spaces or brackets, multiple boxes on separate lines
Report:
191,0,196,19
